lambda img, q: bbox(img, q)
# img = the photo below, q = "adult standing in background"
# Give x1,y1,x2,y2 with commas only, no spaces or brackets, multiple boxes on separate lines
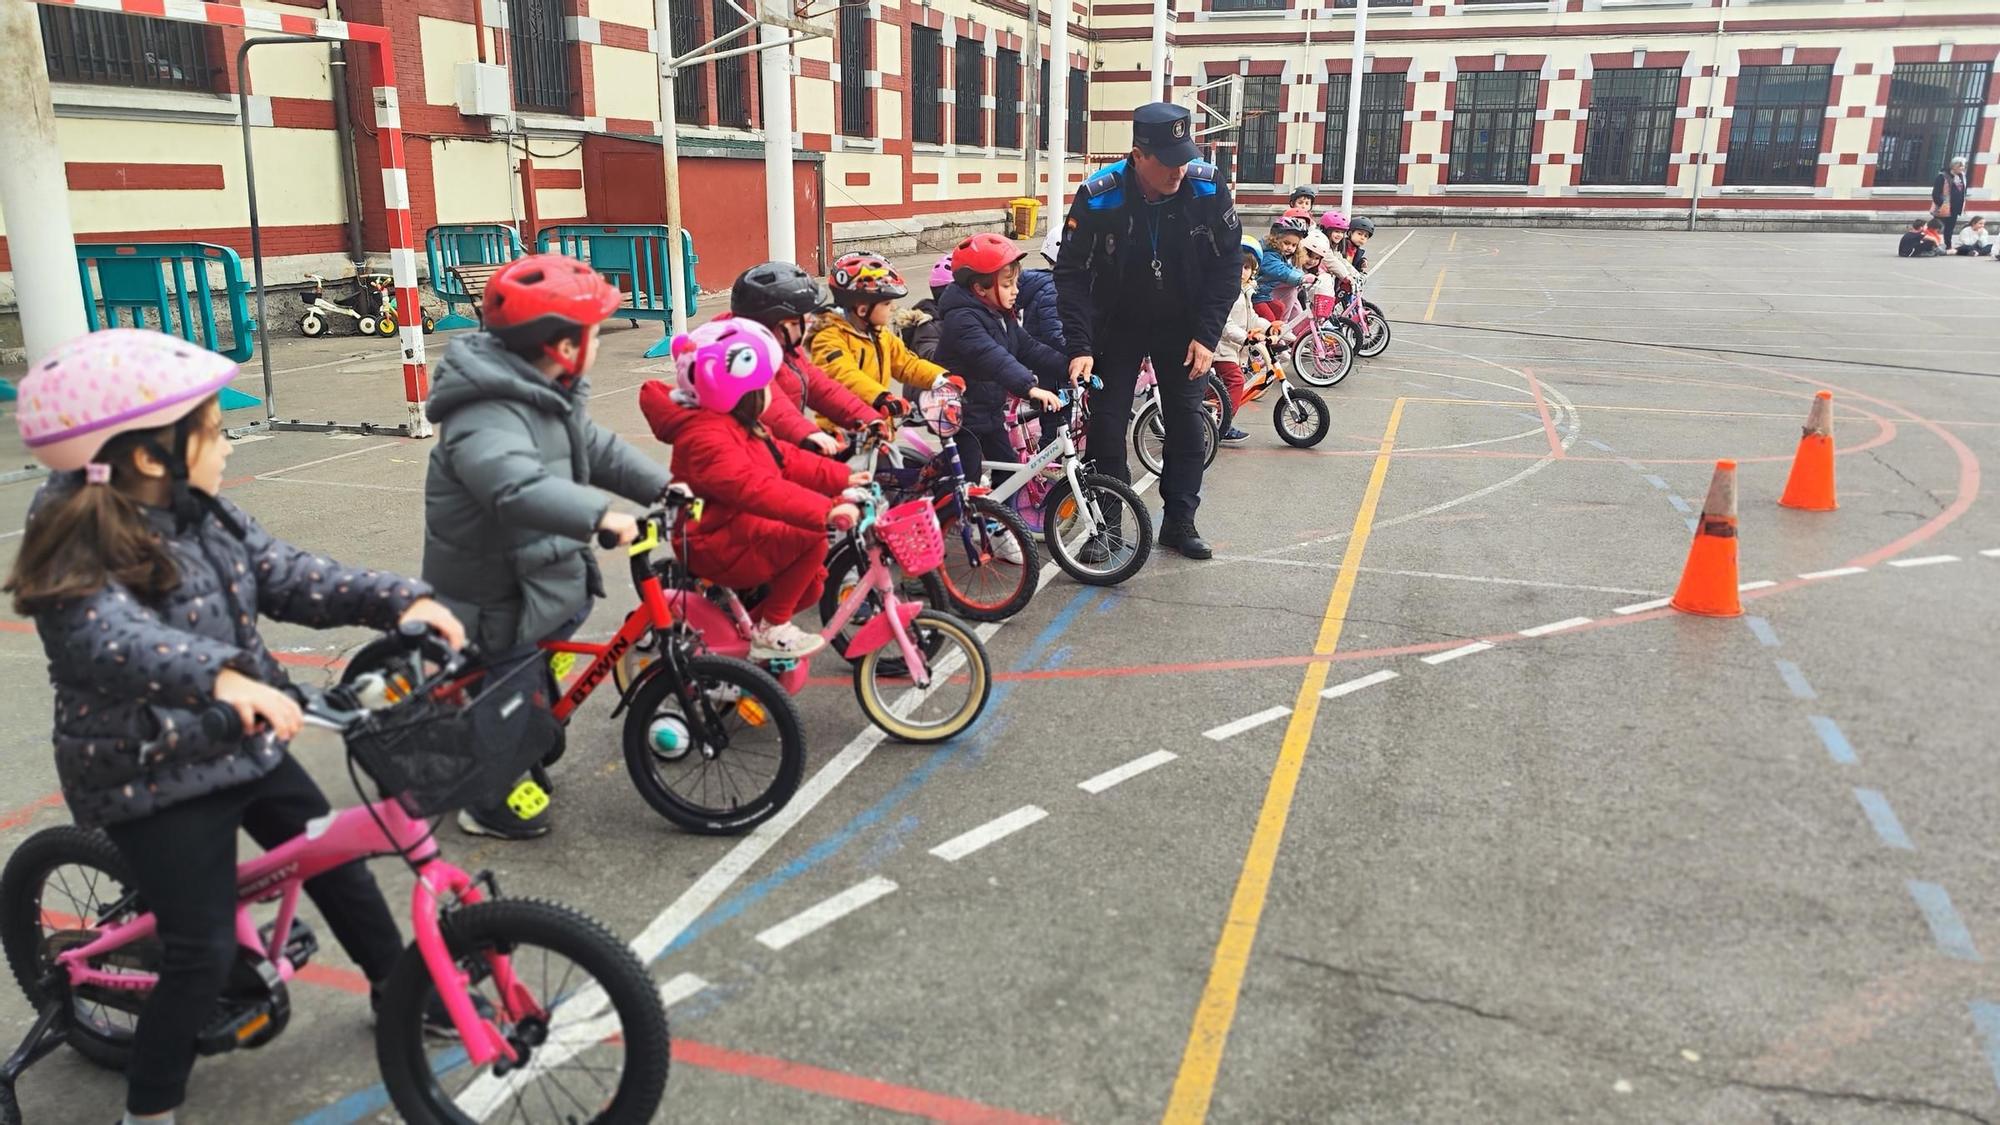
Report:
1053,103,1243,560
1934,157,1969,248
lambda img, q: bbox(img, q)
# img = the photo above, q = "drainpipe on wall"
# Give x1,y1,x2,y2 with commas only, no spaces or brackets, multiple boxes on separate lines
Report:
326,0,367,267
1687,3,1726,231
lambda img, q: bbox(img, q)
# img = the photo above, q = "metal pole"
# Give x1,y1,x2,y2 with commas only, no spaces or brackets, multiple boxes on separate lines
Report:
759,0,797,263
329,45,369,268
1688,6,1726,231
1046,0,1068,222
656,0,689,335
1147,0,1167,103
0,2,90,362
1339,0,1367,217
1023,0,1040,196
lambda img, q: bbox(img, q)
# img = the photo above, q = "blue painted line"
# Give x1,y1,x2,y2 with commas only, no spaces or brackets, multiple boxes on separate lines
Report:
1667,494,1693,514
1966,1001,2000,1093
1808,715,1856,764
1854,788,1914,850
861,812,922,867
1908,880,1981,961
1044,644,1074,670
1095,593,1121,614
1643,474,1670,490
1586,439,1614,452
1745,616,1780,647
296,1049,469,1124
1774,659,1817,700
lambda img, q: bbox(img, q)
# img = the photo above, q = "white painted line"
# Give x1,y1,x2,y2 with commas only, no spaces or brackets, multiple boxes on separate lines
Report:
1079,750,1178,794
1519,616,1592,638
1321,669,1399,699
1203,706,1294,742
659,973,710,1006
929,805,1050,862
754,876,899,950
1980,549,2000,558
1888,555,1960,568
1800,566,1868,580
1614,597,1673,615
1422,641,1495,665
1737,580,1778,592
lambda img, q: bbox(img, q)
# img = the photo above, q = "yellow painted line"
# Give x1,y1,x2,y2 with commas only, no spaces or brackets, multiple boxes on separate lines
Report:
1423,267,1447,322
1162,398,1406,1124
1448,230,1459,252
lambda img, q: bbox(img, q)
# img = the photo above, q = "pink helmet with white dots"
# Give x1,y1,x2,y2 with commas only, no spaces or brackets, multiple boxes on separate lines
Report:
16,328,238,473
670,317,783,413
1319,209,1350,233
929,255,956,289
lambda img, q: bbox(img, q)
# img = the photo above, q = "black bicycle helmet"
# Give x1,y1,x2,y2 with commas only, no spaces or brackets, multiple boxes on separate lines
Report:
1288,186,1317,205
730,261,834,327
1349,215,1377,236
1271,215,1311,237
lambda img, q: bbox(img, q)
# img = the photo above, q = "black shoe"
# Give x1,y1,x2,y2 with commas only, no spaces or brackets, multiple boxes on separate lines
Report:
457,801,551,841
1159,520,1213,560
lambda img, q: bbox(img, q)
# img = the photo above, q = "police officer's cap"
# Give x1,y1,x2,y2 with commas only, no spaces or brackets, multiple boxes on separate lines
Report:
1132,102,1201,168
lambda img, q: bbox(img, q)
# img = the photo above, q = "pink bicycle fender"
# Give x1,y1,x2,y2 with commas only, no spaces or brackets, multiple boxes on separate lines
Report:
846,601,925,658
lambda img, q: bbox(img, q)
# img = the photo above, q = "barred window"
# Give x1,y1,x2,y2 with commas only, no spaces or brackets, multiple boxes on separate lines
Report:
1069,68,1089,153
1724,64,1830,187
996,48,1022,149
955,37,985,146
1211,0,1288,10
838,2,872,138
38,7,217,92
1237,74,1282,183
1322,72,1404,184
712,0,754,128
1877,61,1990,187
1581,67,1680,186
1040,63,1051,149
1449,70,1538,185
668,0,707,123
911,26,943,143
509,0,574,113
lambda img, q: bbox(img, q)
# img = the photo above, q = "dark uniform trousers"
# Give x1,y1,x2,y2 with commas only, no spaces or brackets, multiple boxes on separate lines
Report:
1089,324,1207,524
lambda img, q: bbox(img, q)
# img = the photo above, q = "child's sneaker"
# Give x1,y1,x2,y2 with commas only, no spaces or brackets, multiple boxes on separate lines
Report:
991,531,1026,565
1219,427,1250,446
749,621,828,662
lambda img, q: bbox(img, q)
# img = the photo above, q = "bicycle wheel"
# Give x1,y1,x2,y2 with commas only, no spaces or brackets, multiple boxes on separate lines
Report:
0,827,143,1071
1134,401,1219,476
819,544,949,665
937,496,1039,622
621,655,803,834
1357,303,1391,358
1291,325,1354,387
852,609,992,743
1274,387,1331,448
1200,373,1235,436
376,898,670,1125
1043,473,1153,586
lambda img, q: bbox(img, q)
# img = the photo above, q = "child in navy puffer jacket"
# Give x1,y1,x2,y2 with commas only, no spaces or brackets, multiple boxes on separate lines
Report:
934,234,1067,487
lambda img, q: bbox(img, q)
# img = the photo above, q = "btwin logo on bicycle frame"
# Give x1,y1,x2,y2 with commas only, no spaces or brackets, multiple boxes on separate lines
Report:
239,862,299,899
565,635,632,710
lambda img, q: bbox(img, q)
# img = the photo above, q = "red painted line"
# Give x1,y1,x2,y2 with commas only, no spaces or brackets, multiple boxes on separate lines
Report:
1524,367,1564,459
673,1038,1062,1124
0,794,64,833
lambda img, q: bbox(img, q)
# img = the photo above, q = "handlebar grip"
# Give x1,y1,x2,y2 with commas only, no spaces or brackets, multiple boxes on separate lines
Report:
597,528,623,549
829,512,857,532
200,701,245,743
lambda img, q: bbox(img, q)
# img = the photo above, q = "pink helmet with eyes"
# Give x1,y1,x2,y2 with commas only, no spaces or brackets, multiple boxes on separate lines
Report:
670,317,783,413
929,255,956,289
1319,209,1350,232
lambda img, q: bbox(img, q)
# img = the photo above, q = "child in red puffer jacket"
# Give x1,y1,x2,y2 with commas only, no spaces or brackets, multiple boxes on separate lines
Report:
638,318,869,661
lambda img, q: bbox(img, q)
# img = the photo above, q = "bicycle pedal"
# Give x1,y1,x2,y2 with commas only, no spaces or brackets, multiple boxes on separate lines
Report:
505,779,551,820
760,657,800,674
196,960,289,1055
260,918,319,969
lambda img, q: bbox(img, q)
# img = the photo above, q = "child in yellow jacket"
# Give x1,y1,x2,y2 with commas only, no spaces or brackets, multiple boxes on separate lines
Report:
810,252,947,424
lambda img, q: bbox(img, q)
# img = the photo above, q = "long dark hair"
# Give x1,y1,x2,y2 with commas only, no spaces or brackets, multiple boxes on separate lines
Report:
4,404,215,615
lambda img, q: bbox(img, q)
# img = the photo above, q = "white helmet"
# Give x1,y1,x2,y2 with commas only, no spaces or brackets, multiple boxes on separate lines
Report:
1301,230,1334,259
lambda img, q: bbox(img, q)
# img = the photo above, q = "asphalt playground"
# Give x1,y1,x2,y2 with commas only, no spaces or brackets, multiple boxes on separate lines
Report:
2,227,1998,1123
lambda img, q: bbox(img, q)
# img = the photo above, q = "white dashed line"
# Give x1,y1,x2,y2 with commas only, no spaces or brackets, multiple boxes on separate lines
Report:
1737,580,1778,592
1204,706,1294,742
1321,669,1399,699
1079,750,1178,794
928,806,1049,862
1422,641,1495,665
1800,566,1868,580
1981,549,2000,558
754,877,898,950
1888,555,1960,568
659,973,711,1006
1519,616,1593,638
1614,597,1673,615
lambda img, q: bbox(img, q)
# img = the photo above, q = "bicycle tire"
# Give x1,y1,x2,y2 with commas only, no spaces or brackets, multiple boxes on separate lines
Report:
1358,303,1391,358
621,655,804,835
1275,387,1331,448
1291,326,1354,387
1200,373,1236,436
1134,401,1219,477
819,544,950,665
0,827,139,1071
376,897,670,1125
852,609,992,743
1042,473,1153,586
936,496,1039,622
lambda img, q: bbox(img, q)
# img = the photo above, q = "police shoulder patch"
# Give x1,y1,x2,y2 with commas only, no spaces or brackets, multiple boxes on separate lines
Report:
1185,161,1218,183
1083,166,1124,197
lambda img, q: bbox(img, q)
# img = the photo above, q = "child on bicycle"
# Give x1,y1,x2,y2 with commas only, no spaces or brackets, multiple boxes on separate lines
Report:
895,255,953,363
1213,238,1272,445
810,252,948,423
422,252,673,840
731,261,885,456
1343,215,1375,275
934,232,1067,489
1254,215,1313,323
7,329,467,1125
638,318,868,661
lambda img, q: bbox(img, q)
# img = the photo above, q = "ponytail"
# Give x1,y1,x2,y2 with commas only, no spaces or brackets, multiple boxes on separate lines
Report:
5,432,182,616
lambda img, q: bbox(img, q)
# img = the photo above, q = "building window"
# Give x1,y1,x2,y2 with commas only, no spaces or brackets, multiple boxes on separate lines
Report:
1069,67,1088,153
712,0,754,127
911,26,943,143
1877,61,1990,187
955,37,986,146
838,2,871,137
1235,74,1281,183
1449,70,1538,185
1580,67,1679,186
995,48,1022,149
38,8,217,92
509,0,574,113
1724,63,1830,187
668,0,707,123
1322,72,1404,184
1040,63,1051,149
1211,0,1288,10
1332,0,1414,7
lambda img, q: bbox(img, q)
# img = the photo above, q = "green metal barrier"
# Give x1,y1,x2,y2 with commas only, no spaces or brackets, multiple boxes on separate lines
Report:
533,225,698,358
424,224,526,330
76,242,261,410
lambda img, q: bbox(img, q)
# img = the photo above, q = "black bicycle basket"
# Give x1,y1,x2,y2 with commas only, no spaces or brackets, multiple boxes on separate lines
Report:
344,655,560,817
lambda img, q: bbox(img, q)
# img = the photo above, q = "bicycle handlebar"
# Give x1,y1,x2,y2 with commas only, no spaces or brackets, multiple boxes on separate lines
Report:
198,621,467,742
597,485,701,549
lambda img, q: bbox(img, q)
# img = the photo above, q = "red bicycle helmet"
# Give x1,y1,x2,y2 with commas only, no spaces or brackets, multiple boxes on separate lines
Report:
829,252,908,304
482,254,623,371
951,232,1025,277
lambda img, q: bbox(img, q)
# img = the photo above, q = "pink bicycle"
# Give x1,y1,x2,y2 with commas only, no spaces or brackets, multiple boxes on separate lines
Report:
1269,283,1357,388
0,626,670,1124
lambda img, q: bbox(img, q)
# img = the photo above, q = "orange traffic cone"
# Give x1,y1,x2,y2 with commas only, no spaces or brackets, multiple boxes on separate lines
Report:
1671,460,1743,618
1779,390,1837,511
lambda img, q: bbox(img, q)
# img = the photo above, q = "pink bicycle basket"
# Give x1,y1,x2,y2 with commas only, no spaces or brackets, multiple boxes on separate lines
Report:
1311,293,1337,319
875,498,947,574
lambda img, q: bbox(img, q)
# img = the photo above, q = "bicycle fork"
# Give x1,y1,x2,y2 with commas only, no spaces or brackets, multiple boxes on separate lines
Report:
0,972,73,1116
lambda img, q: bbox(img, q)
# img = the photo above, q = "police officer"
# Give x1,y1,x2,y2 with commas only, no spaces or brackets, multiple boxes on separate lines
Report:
1054,102,1242,560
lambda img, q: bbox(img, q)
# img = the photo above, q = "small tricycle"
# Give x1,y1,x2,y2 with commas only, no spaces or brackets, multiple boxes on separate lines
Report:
298,272,435,338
